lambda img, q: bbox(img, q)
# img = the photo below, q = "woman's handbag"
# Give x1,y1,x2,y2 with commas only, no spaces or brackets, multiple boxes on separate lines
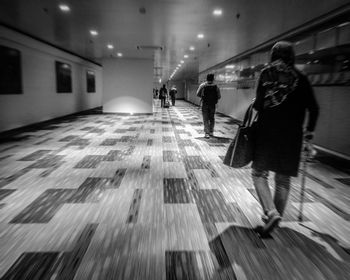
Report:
223,103,257,168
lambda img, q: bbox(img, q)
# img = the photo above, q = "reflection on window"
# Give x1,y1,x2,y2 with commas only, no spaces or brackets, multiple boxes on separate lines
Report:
201,20,350,88
55,61,72,93
0,45,22,94
86,70,95,93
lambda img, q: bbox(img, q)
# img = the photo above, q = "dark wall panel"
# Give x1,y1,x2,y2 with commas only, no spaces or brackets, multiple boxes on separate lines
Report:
0,45,22,94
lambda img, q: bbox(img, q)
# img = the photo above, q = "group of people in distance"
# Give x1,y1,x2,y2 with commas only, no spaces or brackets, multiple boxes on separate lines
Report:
154,84,177,108
196,41,319,237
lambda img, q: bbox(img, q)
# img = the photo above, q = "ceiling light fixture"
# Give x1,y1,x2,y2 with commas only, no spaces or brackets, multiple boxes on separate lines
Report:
197,33,204,39
107,44,114,49
225,65,235,69
180,60,184,64
59,4,70,12
117,53,123,57
184,54,189,58
90,30,98,36
213,9,222,16
189,46,195,51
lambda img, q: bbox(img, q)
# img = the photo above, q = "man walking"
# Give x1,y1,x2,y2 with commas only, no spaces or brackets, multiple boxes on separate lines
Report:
196,74,221,138
169,85,177,106
159,84,168,108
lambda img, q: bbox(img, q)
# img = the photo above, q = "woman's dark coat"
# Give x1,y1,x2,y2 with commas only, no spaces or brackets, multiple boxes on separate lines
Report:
252,70,319,177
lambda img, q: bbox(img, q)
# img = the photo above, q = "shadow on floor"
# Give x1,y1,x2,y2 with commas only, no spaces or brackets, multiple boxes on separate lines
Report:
209,225,350,280
195,136,232,144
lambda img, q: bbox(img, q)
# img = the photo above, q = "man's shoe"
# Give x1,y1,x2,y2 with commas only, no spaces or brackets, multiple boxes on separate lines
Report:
205,134,210,139
261,214,268,224
261,210,281,235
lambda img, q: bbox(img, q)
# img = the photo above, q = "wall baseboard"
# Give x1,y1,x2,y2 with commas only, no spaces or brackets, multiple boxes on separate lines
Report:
0,107,102,140
314,145,350,161
103,112,153,116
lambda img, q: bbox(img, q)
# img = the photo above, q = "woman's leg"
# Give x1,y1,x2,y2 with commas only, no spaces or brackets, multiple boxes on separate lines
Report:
274,173,291,216
252,168,281,235
252,169,275,214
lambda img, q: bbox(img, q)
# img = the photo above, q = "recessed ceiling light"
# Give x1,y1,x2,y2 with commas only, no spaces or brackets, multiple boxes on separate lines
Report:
90,30,98,36
197,33,204,39
213,9,222,16
117,53,123,57
184,54,189,58
177,64,181,67
107,44,114,49
225,65,235,69
189,46,195,51
180,60,184,64
59,4,70,12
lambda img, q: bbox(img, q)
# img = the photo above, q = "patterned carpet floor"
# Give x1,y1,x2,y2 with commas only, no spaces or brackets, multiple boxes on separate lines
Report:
0,100,349,279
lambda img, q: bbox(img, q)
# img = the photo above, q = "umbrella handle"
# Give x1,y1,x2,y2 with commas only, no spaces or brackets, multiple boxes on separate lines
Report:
298,140,312,222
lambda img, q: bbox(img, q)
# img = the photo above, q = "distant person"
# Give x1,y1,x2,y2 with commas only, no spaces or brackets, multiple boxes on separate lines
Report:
196,73,221,138
159,84,168,108
169,86,177,106
252,41,319,236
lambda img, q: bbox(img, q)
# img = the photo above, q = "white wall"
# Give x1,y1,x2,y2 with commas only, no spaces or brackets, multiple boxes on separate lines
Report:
102,58,153,114
217,88,255,120
0,26,103,133
313,86,350,157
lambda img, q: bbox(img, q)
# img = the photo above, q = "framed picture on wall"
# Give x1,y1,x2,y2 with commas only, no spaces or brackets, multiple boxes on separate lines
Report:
55,61,72,93
86,70,95,93
0,45,22,94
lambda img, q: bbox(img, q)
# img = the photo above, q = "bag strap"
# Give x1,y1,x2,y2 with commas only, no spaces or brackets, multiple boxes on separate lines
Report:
242,104,253,126
242,102,258,127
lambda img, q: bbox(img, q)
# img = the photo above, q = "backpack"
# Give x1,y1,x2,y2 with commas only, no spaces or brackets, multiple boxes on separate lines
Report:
160,88,167,98
202,84,218,105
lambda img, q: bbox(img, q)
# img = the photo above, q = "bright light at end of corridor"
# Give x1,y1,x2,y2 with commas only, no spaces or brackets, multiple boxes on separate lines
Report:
90,30,98,36
197,34,204,39
213,9,222,16
59,4,70,12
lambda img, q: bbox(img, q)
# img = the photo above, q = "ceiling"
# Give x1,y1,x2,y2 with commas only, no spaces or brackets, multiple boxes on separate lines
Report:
0,0,241,83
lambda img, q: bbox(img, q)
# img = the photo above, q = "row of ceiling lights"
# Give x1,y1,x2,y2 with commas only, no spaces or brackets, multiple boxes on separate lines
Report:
169,8,223,81
58,3,123,57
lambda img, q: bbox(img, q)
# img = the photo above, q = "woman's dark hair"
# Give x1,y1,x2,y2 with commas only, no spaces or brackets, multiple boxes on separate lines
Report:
270,41,295,65
206,73,214,82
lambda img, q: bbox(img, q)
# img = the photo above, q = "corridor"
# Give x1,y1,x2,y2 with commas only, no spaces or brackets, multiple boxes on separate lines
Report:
0,101,349,279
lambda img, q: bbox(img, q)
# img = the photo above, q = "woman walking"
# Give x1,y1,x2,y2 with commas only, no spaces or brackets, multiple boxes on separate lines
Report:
252,41,319,236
